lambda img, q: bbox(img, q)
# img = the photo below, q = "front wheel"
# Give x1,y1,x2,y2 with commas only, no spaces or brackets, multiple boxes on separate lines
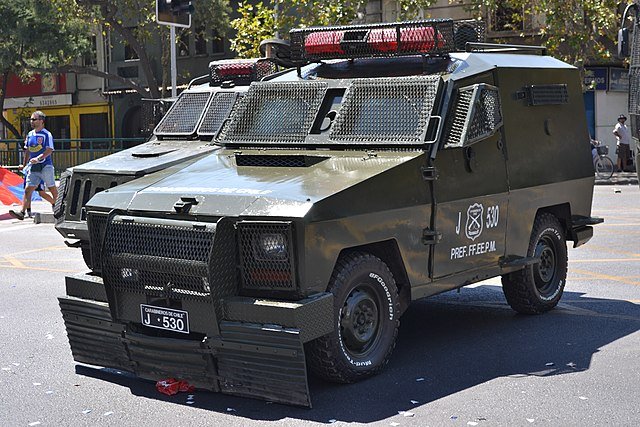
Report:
501,213,567,314
306,252,400,383
595,155,614,179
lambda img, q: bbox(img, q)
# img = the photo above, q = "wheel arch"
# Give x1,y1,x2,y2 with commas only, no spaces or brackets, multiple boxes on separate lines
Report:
337,239,412,315
536,203,571,239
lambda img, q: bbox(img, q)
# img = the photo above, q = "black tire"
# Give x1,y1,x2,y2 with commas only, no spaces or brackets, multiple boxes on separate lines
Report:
502,213,567,314
306,252,400,383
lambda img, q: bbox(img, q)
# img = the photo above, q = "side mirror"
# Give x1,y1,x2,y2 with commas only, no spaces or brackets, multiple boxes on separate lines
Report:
618,28,630,58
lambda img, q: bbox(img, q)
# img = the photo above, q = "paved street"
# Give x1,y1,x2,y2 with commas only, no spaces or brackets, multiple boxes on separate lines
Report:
0,185,638,426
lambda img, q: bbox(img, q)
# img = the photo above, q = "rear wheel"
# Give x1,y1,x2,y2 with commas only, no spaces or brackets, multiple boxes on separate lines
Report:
502,213,567,314
306,252,400,383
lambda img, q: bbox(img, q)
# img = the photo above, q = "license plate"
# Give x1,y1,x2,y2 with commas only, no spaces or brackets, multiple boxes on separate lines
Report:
140,304,190,334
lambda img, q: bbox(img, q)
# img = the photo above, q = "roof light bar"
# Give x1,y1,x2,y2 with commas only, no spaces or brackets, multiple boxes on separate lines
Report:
209,58,277,87
290,19,466,61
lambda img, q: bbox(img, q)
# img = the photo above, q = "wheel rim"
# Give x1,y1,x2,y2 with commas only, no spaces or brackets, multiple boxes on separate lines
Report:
534,236,557,295
340,286,380,357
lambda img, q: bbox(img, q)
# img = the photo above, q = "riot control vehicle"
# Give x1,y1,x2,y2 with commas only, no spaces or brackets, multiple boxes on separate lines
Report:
54,58,277,266
59,19,602,407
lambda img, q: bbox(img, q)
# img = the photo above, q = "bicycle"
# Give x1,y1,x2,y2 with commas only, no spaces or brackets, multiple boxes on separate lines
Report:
593,143,615,179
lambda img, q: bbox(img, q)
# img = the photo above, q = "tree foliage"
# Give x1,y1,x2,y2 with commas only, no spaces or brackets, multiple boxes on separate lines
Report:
0,0,91,138
230,0,439,58
467,0,620,67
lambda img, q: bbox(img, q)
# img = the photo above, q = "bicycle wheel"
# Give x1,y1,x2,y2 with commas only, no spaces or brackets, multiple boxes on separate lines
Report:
595,155,614,179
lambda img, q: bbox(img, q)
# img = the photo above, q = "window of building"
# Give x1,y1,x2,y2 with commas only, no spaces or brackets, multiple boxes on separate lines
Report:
490,1,534,33
80,113,110,148
195,26,207,55
212,30,225,54
178,30,190,57
82,35,98,67
124,42,138,60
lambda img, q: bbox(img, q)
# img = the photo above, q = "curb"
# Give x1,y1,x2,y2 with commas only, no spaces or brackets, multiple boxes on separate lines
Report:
33,212,56,224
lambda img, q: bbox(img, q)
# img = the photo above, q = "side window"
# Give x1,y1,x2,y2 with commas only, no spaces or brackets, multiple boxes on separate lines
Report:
443,84,503,148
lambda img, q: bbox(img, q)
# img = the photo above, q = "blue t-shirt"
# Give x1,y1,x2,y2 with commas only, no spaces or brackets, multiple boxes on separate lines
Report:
24,129,54,166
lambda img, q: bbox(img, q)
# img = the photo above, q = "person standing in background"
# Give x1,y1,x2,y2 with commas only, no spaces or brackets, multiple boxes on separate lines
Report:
613,114,632,172
9,111,58,220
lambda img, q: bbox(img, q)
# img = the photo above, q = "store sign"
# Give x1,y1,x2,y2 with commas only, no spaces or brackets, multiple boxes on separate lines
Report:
584,68,608,91
3,94,72,109
609,68,629,92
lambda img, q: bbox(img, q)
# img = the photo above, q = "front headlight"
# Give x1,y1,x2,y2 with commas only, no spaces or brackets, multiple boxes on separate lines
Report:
238,221,296,291
258,233,288,260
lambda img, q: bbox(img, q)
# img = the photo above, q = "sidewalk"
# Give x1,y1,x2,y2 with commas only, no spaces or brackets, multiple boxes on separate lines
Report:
0,199,56,224
594,171,639,186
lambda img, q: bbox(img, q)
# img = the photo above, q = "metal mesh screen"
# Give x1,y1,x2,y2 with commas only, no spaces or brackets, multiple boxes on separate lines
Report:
235,154,327,167
444,89,474,148
197,92,239,136
53,170,71,221
221,82,327,144
330,76,441,145
154,92,212,136
525,84,569,106
209,59,277,86
444,84,502,148
238,222,296,291
102,217,216,301
141,99,172,136
87,212,108,271
290,20,456,61
453,20,486,51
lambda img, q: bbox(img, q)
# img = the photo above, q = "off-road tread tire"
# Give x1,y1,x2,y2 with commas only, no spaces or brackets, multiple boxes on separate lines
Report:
306,252,400,384
502,213,567,314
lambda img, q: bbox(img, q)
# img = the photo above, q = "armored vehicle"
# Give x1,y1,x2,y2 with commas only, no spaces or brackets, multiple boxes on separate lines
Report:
59,19,602,407
54,58,277,266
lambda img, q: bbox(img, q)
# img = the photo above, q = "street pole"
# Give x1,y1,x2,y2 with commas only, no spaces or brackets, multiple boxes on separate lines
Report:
170,26,177,98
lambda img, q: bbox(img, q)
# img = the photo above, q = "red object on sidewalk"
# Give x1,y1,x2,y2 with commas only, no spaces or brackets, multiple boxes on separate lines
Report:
155,378,195,396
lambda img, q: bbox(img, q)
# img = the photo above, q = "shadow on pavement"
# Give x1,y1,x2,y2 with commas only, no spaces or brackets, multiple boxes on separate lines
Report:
75,285,640,423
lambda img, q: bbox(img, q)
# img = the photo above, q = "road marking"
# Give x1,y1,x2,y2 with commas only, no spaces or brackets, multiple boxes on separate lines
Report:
572,268,640,287
0,224,42,233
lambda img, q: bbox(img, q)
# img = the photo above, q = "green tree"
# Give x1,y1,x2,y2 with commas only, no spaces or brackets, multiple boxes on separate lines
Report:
72,0,230,98
230,0,439,58
0,0,91,138
467,0,620,67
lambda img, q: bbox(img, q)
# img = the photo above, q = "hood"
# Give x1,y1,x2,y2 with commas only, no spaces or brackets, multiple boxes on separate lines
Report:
88,148,425,219
72,139,218,175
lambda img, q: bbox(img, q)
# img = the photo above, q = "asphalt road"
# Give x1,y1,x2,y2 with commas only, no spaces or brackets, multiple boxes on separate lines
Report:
0,185,638,426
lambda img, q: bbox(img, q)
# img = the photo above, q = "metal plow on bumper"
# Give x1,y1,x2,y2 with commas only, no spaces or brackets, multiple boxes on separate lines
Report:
58,214,334,407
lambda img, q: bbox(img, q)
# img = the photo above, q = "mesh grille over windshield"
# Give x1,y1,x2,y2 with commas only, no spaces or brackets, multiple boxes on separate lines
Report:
329,76,441,145
221,82,328,144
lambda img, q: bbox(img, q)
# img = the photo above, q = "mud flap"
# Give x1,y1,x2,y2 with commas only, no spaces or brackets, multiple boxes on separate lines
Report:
58,296,131,371
215,321,312,407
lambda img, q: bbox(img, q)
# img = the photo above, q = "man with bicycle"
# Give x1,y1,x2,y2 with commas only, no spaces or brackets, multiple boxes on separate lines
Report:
613,114,632,172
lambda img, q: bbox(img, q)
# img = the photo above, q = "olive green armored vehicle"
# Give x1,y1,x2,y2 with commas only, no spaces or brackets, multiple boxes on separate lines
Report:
59,19,602,407
54,58,277,266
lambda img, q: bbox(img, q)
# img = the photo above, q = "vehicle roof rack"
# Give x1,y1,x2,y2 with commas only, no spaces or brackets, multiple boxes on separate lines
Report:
289,19,485,62
465,42,547,56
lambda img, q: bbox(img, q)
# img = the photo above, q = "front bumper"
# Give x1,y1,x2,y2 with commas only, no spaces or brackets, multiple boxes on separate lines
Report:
59,273,333,407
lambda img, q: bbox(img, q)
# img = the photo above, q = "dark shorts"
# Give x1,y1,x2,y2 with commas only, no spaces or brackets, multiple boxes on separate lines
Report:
618,143,631,161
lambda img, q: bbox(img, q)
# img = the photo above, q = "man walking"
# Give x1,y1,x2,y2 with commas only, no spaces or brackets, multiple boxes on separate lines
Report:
613,114,632,172
9,111,58,220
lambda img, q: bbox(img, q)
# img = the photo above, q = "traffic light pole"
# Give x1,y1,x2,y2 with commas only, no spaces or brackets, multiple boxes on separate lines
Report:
170,26,177,98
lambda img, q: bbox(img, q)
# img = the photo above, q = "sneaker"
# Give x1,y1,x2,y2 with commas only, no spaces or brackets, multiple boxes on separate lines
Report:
9,210,25,220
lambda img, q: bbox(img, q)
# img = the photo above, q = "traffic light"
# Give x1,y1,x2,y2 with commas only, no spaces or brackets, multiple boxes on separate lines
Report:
156,0,193,28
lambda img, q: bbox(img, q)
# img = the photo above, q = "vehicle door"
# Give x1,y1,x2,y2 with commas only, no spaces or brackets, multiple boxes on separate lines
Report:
430,73,510,278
